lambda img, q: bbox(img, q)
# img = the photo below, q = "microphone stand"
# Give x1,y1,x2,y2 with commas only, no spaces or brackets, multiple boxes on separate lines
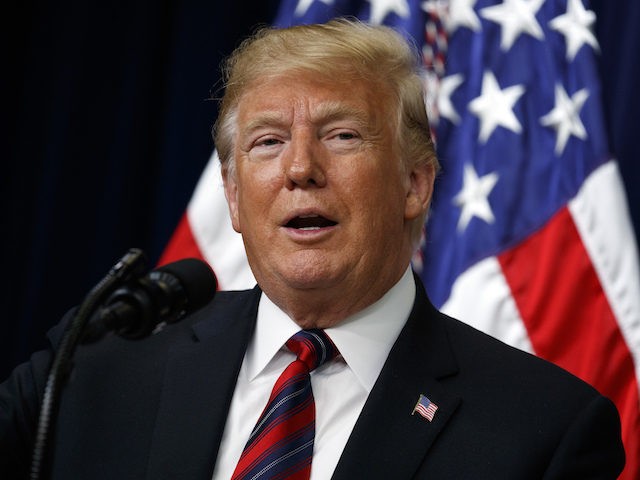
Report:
29,249,148,480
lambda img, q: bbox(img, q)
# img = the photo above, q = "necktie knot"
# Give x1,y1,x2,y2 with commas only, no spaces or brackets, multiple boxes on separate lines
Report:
286,329,338,372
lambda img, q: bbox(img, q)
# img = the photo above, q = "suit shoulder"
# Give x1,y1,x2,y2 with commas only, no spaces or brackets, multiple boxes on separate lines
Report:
193,286,260,322
440,310,602,400
179,286,261,337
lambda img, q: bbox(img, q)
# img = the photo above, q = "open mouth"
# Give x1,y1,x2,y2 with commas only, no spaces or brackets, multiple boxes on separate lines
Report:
285,214,337,231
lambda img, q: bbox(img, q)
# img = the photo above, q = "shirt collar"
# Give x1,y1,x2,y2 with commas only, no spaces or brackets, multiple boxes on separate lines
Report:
245,267,415,392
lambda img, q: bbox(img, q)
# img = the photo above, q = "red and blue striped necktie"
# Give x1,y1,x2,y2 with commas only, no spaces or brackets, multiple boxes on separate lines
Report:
231,329,338,480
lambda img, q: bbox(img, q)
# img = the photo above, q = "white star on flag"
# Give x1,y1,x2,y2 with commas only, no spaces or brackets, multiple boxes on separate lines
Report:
438,73,465,124
468,70,525,143
540,84,589,155
480,0,545,50
453,163,499,232
367,0,410,24
549,0,599,61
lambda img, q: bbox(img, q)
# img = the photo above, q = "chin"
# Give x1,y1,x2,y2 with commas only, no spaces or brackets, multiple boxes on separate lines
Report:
280,270,337,291
277,260,343,291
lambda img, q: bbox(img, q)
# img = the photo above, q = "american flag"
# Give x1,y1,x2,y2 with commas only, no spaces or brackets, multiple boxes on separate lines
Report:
159,1,640,477
413,394,439,422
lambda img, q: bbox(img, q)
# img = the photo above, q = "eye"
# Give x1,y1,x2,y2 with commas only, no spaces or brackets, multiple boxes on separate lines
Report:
249,136,284,154
327,129,360,142
323,128,362,153
336,132,357,140
255,137,282,147
247,134,285,160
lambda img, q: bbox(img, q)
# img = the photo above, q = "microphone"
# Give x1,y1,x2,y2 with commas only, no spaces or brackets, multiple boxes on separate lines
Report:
85,258,217,340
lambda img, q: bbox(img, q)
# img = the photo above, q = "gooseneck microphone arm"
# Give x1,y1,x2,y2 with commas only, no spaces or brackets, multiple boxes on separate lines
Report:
29,250,217,480
30,248,148,480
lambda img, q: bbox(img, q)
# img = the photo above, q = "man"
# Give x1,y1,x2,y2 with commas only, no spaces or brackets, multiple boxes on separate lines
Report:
0,19,625,479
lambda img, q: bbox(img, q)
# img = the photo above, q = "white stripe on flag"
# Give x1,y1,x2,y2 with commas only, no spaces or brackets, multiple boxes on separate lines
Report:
440,256,534,354
187,151,255,290
568,160,640,394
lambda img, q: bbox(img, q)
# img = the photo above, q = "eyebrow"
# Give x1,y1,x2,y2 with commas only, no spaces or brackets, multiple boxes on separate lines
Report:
310,101,371,127
241,100,372,134
242,111,289,134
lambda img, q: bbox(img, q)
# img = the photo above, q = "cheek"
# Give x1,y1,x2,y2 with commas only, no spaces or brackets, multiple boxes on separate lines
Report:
364,171,410,226
347,161,405,202
341,179,406,238
239,156,284,189
235,171,282,226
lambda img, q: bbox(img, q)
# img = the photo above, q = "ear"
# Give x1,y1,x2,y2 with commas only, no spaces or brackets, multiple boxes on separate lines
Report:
222,165,242,233
404,162,436,221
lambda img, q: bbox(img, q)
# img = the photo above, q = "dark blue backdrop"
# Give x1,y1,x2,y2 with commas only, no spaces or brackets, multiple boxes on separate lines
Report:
2,0,638,379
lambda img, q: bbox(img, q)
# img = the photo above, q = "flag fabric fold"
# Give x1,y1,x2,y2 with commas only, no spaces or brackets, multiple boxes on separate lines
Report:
160,1,640,476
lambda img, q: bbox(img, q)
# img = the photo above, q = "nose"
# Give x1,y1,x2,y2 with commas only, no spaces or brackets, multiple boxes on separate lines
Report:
283,134,327,189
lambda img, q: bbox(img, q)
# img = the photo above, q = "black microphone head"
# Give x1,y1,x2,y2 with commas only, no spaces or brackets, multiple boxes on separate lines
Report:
155,258,217,314
83,256,218,343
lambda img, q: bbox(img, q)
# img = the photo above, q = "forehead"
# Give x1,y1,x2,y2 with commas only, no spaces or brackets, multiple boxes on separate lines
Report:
235,71,393,128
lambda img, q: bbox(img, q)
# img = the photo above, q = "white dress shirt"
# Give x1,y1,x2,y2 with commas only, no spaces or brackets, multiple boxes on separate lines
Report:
212,267,415,479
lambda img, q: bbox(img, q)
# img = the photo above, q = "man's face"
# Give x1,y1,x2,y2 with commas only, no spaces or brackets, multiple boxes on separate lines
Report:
224,71,432,325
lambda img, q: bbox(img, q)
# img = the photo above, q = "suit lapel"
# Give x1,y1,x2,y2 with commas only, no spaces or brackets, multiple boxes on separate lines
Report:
332,278,461,479
146,288,261,480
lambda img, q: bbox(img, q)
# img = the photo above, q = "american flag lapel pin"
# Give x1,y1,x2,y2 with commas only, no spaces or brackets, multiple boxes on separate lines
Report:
412,394,438,422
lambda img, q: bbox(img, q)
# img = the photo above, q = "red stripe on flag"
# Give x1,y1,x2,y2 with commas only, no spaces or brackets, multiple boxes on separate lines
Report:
158,213,206,266
498,206,640,479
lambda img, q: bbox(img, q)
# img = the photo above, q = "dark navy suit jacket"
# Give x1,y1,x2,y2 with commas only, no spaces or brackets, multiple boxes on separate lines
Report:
0,276,625,478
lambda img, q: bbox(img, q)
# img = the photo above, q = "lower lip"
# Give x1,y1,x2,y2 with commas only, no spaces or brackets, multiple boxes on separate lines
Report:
283,224,338,241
